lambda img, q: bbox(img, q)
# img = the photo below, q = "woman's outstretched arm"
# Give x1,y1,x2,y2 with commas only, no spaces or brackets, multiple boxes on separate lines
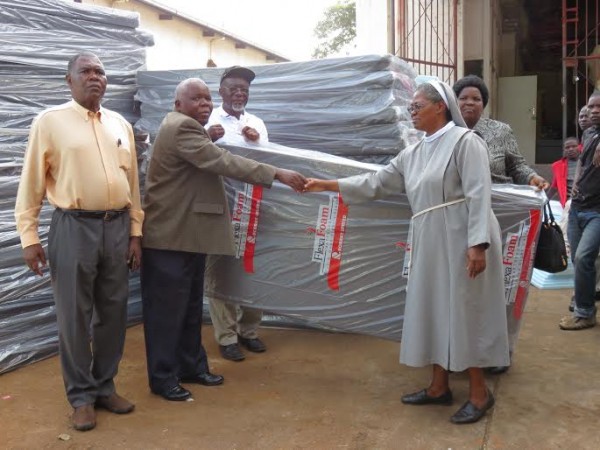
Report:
304,178,340,193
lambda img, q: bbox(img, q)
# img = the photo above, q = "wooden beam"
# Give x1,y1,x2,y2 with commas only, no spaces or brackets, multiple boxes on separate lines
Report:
203,30,216,37
158,13,173,20
235,42,247,49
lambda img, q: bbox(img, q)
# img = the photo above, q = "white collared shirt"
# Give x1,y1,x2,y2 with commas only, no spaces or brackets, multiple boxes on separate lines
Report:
206,105,269,144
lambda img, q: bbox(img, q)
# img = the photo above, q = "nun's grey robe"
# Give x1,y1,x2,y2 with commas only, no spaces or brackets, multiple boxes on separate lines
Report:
338,124,510,371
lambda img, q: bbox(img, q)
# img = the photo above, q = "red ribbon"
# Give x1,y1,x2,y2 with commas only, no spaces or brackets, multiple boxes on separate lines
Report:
513,209,541,319
327,195,348,291
243,185,263,273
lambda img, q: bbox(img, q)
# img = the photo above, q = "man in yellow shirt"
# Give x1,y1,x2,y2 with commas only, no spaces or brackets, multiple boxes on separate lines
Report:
14,52,143,431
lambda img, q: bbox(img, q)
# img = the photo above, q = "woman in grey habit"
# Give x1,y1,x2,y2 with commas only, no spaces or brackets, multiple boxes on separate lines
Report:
303,80,509,424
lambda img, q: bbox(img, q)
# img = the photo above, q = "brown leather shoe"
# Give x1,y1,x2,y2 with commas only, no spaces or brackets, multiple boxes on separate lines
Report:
95,392,135,414
72,404,96,431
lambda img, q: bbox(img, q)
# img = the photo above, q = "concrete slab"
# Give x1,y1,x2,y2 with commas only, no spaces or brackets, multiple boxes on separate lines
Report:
1,287,599,449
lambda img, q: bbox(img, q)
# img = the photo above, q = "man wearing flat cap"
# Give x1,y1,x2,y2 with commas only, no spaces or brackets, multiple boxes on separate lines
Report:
206,65,268,145
206,66,270,362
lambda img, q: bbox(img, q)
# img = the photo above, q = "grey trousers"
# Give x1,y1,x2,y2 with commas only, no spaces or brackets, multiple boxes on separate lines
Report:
48,209,130,408
208,297,262,346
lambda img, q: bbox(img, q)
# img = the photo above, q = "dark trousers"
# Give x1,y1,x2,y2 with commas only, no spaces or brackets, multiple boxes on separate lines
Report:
48,209,130,408
141,248,209,393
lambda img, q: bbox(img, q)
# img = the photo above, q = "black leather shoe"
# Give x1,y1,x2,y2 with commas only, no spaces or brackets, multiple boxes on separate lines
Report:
401,389,453,405
220,343,245,361
154,384,191,401
238,336,266,353
485,365,510,375
181,372,224,386
450,391,495,424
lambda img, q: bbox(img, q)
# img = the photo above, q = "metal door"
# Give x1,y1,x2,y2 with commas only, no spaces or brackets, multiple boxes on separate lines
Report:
497,76,538,165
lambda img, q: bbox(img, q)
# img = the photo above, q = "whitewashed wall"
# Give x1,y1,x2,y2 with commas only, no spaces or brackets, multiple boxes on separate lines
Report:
79,0,282,69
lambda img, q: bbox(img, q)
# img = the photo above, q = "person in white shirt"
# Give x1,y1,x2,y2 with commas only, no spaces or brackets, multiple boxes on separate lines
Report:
206,66,269,361
206,66,268,145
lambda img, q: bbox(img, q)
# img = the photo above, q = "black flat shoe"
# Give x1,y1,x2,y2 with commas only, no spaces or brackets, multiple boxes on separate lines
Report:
450,391,495,424
485,365,510,375
401,389,453,405
154,384,192,401
181,372,224,386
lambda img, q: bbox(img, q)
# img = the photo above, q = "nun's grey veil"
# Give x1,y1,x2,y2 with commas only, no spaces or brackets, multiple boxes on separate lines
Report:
426,79,468,129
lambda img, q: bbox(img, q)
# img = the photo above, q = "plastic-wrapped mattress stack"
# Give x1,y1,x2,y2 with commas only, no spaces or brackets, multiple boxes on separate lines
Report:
135,54,541,356
0,0,153,374
203,142,544,347
135,54,420,164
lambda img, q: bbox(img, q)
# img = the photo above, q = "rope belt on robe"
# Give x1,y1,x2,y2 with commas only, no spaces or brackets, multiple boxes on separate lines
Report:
402,198,466,280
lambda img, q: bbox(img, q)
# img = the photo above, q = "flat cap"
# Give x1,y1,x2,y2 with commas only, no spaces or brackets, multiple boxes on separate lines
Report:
220,65,255,84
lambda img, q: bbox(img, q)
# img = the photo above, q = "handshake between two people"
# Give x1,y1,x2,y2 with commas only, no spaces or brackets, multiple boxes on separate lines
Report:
273,169,340,194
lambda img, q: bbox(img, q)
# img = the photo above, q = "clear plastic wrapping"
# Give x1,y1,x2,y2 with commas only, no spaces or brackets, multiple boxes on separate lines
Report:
1,13,542,376
201,142,544,344
0,0,146,32
134,55,421,162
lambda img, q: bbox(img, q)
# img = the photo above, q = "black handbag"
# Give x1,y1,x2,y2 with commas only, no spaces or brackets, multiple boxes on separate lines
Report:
534,203,568,273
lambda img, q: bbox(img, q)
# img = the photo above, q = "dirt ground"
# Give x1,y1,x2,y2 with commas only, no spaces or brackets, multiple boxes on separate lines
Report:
2,287,600,449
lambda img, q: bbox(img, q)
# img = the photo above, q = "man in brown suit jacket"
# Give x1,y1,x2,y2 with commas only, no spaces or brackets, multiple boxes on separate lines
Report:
141,78,306,401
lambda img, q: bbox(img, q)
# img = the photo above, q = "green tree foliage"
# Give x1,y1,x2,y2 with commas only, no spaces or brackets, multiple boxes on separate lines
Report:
312,0,356,59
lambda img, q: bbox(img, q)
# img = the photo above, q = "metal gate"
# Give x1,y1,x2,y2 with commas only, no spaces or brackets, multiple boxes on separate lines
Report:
395,0,458,84
562,0,600,138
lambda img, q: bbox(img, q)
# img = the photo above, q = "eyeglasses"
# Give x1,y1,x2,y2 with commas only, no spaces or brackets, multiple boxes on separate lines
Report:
407,102,430,114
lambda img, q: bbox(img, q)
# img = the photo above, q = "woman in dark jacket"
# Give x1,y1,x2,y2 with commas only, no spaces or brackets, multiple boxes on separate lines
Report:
452,75,548,188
